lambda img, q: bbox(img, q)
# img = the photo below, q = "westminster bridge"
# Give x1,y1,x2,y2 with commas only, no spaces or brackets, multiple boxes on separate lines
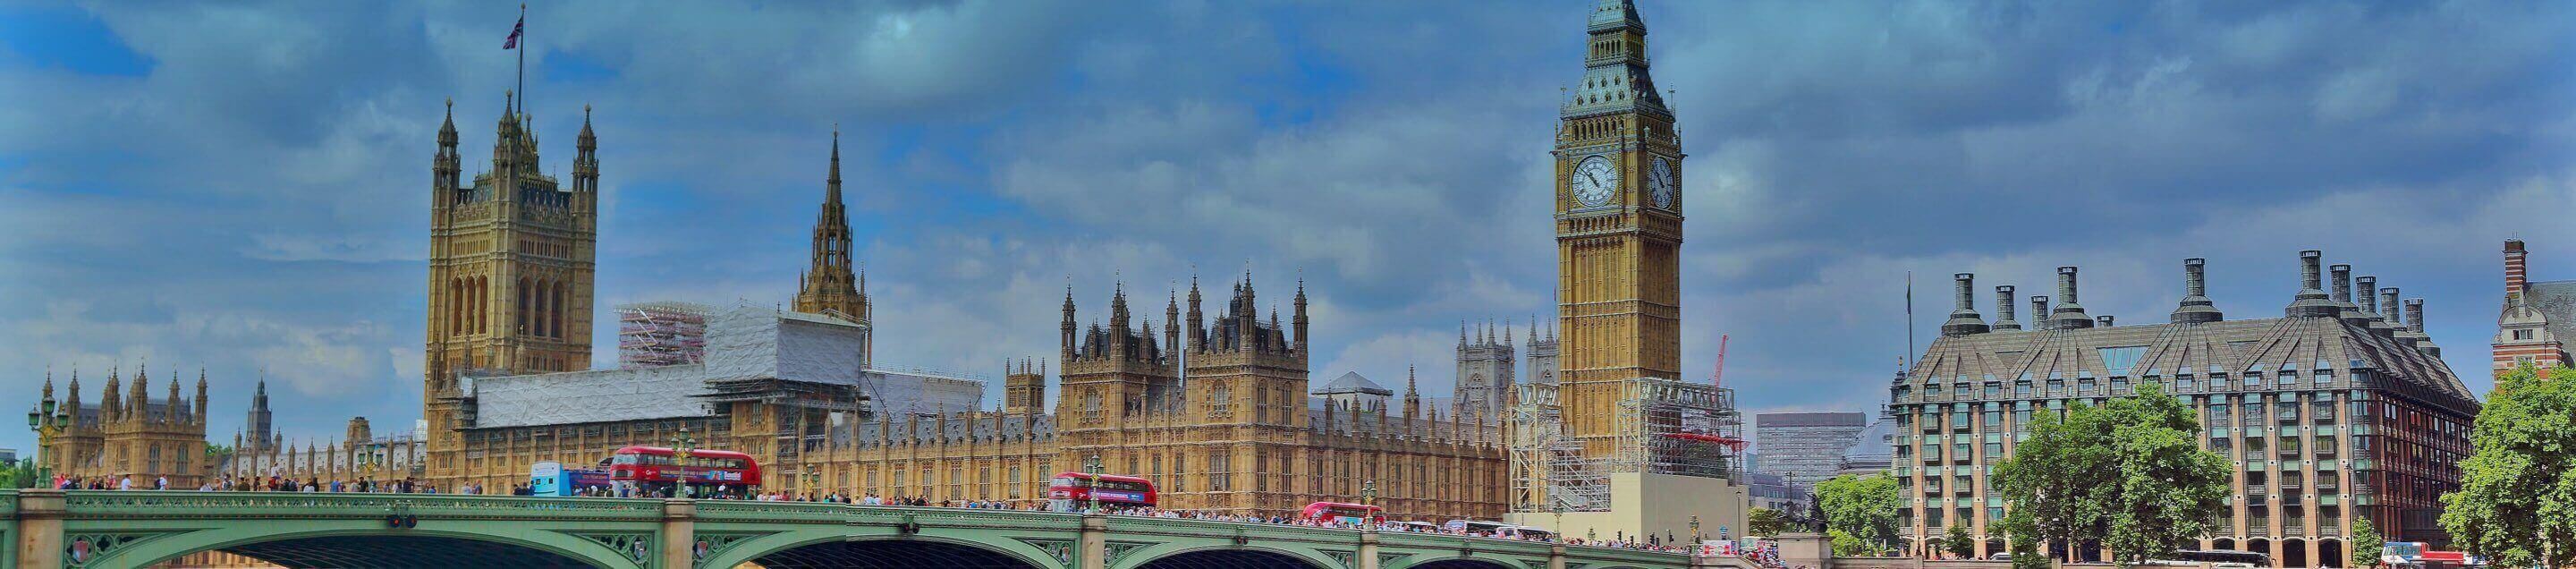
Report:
0,490,1725,569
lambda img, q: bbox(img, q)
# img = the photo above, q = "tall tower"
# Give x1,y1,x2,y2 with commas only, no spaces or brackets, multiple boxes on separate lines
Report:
1455,319,1515,417
246,378,274,452
1555,0,1683,456
793,130,872,346
1526,318,1560,385
423,96,600,481
1003,359,1046,415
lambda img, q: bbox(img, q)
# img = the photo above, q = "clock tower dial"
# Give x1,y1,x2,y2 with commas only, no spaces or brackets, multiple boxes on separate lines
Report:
1648,156,1677,209
1572,155,1619,208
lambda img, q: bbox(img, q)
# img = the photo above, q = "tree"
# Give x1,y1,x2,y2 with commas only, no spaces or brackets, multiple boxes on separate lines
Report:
2440,365,2576,569
0,459,38,489
1994,383,2230,567
1814,473,1902,556
1748,507,1792,537
1828,529,1869,556
2351,517,2384,569
1945,522,1976,558
2002,513,2049,569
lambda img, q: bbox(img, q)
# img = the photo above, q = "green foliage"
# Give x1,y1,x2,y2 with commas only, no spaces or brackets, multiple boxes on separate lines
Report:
1747,507,1792,537
1993,383,2231,567
2439,365,2576,569
205,443,233,458
0,459,39,489
1945,522,1975,558
1814,473,1902,555
2349,517,2384,569
1827,529,1868,556
2004,513,2050,569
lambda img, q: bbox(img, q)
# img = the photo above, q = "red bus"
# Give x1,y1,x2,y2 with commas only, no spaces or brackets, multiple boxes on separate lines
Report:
1301,502,1383,526
605,446,761,497
1046,472,1157,511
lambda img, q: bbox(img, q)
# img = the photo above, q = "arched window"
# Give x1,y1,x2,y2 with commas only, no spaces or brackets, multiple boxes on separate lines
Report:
553,281,568,339
517,277,533,335
1212,384,1233,414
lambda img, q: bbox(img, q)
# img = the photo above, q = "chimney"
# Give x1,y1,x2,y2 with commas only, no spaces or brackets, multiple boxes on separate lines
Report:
2331,263,2371,327
2052,267,2093,328
1992,285,2021,331
2408,298,2443,357
2380,286,2411,344
2097,315,2115,327
2506,240,2529,299
2286,250,2340,318
2172,258,2224,324
1942,273,1990,336
2355,276,2391,332
2030,295,2053,331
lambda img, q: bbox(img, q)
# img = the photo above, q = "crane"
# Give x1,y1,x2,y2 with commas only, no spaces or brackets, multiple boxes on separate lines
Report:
1710,334,1729,387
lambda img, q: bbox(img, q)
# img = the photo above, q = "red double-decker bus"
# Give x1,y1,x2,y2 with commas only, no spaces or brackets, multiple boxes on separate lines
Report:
605,446,761,497
1301,502,1383,526
1046,472,1157,511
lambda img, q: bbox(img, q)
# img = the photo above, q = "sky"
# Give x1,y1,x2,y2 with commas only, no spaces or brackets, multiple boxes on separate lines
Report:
0,0,2572,454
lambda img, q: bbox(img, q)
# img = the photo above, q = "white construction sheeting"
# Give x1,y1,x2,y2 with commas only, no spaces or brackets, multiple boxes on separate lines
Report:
470,363,712,429
470,305,875,429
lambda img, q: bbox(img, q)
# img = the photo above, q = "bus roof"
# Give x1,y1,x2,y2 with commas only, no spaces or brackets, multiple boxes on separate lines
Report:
1050,471,1154,484
611,446,757,461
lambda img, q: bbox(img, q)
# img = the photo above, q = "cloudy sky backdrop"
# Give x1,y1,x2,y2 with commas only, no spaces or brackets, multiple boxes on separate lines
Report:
2,0,2571,453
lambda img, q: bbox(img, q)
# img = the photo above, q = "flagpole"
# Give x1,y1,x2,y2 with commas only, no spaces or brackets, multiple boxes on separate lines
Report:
1904,270,1914,369
516,4,526,115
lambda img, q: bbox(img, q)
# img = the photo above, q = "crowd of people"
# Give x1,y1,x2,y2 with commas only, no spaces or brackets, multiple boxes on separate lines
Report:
59,476,1746,556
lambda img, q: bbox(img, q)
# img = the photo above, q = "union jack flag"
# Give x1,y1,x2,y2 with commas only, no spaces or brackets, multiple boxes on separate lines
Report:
504,16,523,49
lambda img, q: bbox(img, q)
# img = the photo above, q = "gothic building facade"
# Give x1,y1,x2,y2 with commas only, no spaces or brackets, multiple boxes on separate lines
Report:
34,365,210,487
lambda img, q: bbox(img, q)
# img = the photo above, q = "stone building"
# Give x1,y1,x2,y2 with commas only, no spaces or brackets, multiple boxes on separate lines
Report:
1455,321,1516,417
2495,239,2571,373
381,117,1514,520
1894,253,2479,565
34,365,210,488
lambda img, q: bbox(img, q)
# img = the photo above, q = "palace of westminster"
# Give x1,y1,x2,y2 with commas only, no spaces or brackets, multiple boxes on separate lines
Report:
30,0,1739,528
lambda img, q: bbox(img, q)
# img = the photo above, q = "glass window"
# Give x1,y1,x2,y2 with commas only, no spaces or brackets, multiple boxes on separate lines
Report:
2014,382,2033,397
2097,346,2148,375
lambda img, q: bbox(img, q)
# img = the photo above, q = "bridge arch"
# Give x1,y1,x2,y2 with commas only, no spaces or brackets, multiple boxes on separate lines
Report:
705,532,1057,569
1117,544,1339,569
94,527,638,569
1399,558,1517,569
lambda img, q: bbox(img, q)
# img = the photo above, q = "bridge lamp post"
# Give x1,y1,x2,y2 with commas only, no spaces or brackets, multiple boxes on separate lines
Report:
669,427,697,499
27,397,69,488
804,471,819,499
1361,479,1377,507
1690,515,1701,544
1082,454,1102,514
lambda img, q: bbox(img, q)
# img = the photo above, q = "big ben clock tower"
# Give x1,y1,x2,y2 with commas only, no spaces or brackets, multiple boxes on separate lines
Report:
1556,0,1683,452
1514,0,1747,542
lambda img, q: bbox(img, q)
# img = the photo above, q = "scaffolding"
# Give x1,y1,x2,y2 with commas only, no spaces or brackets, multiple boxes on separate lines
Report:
1510,377,1742,514
617,301,711,369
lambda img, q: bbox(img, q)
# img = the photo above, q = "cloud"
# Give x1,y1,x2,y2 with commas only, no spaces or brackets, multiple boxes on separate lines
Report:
2,0,2570,456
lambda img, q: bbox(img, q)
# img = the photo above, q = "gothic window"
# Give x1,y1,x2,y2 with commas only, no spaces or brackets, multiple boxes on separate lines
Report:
1083,390,1103,420
1211,384,1232,415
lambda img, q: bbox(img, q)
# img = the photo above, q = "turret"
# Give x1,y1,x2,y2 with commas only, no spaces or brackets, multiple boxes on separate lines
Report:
165,369,182,425
1186,275,1205,352
64,369,81,429
573,104,599,213
1060,284,1078,360
1293,278,1310,354
2172,258,2224,324
1403,365,1422,420
101,366,123,423
194,369,209,427
435,99,462,202
2050,267,2093,329
129,361,150,419
1940,273,1988,336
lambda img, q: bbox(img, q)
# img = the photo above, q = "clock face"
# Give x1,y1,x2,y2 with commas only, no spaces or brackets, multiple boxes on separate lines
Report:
1572,155,1618,208
1648,157,1676,209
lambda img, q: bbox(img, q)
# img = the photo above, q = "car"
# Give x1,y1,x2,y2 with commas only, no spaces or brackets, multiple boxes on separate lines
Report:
1989,553,2013,560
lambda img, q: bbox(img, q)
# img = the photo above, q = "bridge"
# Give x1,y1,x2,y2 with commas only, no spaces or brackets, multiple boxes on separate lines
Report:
0,490,1723,569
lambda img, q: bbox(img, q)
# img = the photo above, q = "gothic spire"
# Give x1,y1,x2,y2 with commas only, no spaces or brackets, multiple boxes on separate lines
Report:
792,129,864,322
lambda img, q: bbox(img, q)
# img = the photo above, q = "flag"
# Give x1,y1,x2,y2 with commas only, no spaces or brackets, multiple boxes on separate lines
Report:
504,16,523,49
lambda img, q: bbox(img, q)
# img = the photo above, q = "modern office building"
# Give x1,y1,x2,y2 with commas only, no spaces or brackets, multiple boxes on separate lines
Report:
1893,253,2479,566
1753,412,1868,492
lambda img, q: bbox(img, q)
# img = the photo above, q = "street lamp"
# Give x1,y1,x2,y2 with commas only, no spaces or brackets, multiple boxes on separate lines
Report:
26,395,68,488
1361,479,1377,508
1690,514,1702,544
668,426,697,499
805,471,820,499
1081,454,1103,513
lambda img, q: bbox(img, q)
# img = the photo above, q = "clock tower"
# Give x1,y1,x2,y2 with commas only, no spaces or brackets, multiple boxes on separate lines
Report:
1555,0,1683,459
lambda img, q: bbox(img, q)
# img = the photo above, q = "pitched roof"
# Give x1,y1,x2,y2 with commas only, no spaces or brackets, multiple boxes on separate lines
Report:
1313,371,1394,395
1908,312,2476,410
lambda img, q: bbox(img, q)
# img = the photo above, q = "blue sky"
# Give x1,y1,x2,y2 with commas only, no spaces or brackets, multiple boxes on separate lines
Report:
1,0,2572,454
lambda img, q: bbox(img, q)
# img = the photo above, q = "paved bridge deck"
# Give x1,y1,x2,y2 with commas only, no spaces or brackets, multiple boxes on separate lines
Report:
0,490,1714,569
